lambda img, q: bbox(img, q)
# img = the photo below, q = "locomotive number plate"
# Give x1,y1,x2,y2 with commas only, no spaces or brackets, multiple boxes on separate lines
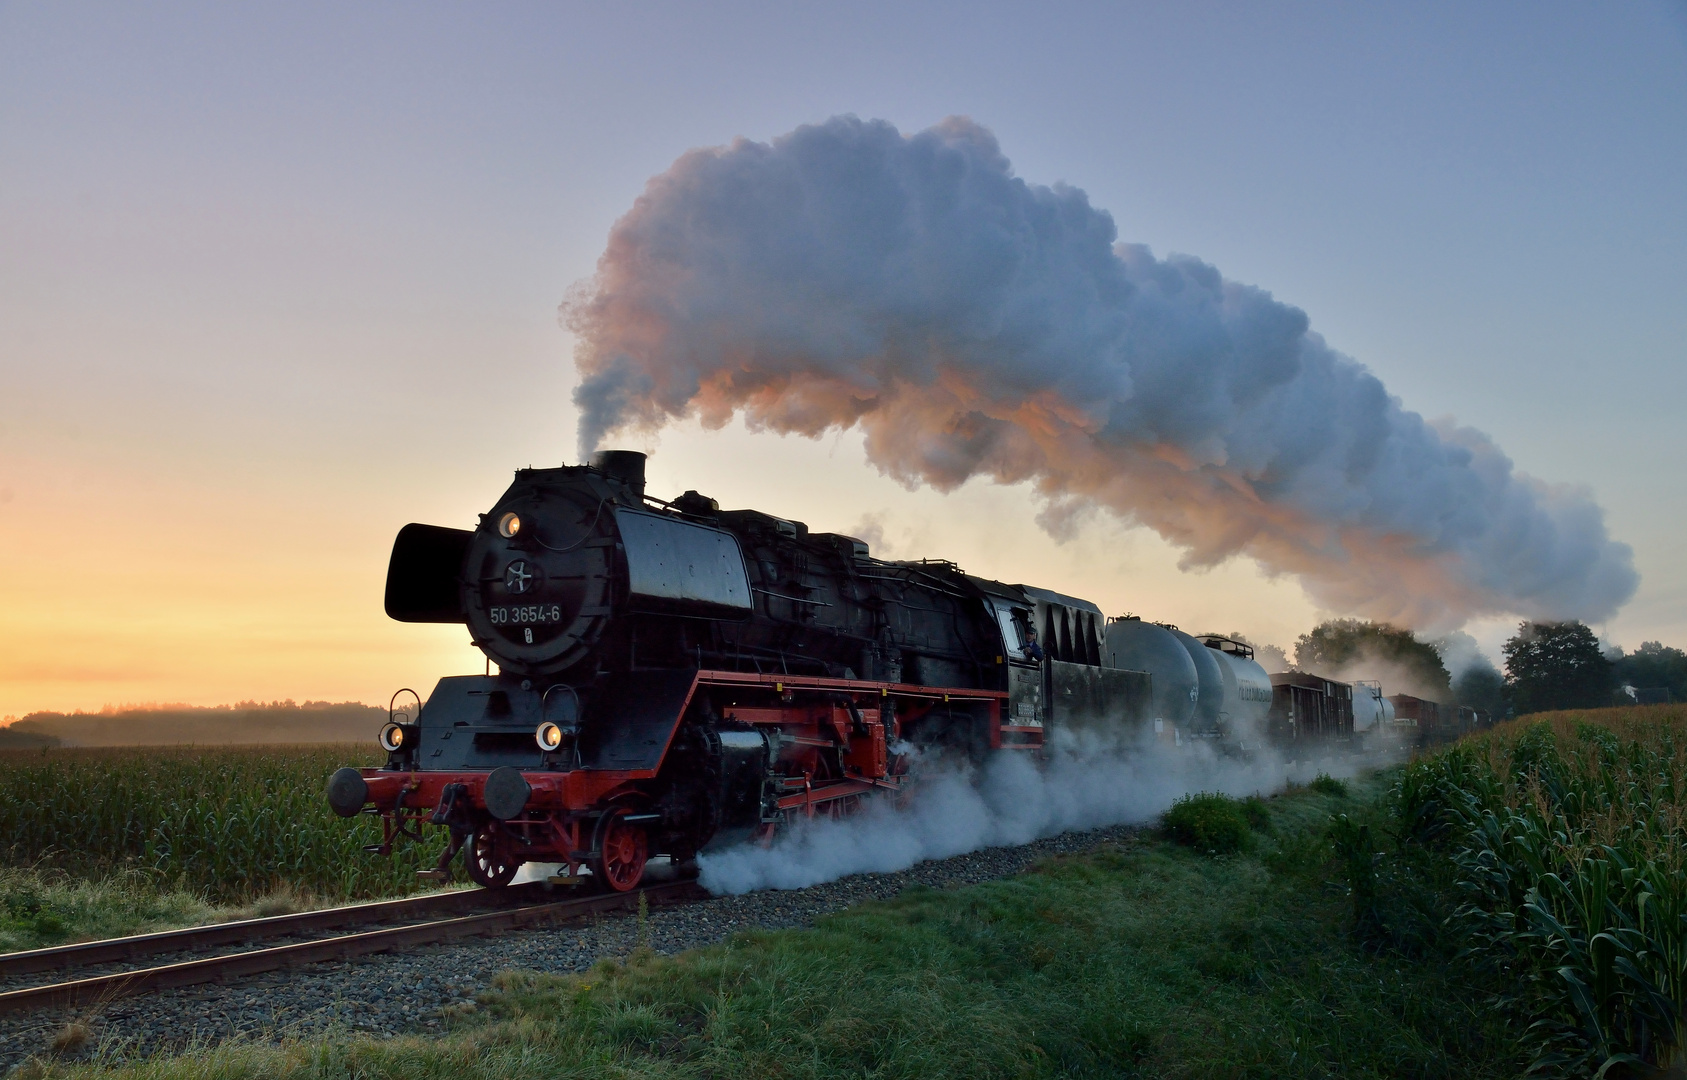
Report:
490,604,564,626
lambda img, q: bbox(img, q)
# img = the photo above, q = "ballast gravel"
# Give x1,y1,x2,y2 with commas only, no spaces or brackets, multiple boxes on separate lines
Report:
1,825,1138,1071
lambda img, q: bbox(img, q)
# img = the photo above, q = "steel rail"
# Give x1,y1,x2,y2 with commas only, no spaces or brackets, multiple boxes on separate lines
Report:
0,882,558,980
0,880,707,1015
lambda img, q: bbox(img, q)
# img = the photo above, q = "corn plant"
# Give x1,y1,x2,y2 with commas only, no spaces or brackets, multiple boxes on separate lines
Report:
0,744,447,903
1400,705,1687,1076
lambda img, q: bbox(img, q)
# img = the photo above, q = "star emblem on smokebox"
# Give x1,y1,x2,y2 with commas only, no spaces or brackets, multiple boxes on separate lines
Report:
504,560,534,595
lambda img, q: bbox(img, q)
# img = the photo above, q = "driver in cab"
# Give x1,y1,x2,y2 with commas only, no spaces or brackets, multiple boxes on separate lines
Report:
1022,625,1045,663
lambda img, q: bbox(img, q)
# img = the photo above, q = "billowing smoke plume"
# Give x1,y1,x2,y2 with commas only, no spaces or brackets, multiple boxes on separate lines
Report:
1433,630,1499,685
565,116,1637,628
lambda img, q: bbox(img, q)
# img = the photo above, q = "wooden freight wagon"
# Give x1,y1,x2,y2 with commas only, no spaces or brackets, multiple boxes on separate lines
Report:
1388,693,1466,746
1268,672,1354,746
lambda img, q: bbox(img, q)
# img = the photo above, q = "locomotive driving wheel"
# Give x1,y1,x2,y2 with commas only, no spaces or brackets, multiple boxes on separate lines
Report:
463,825,519,888
591,807,649,893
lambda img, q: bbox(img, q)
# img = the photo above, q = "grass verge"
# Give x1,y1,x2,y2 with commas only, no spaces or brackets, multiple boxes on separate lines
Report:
0,866,375,953
27,773,1522,1080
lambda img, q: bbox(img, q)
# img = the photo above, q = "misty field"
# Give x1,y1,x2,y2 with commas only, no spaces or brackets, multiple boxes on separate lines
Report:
0,744,448,947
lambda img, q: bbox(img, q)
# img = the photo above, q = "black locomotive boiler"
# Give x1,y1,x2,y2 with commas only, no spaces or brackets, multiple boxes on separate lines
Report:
328,451,1149,891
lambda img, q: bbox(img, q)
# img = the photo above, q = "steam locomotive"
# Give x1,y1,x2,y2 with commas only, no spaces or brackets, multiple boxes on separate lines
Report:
326,452,1308,891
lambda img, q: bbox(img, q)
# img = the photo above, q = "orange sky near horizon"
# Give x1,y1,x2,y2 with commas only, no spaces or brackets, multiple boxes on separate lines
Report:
0,417,1348,721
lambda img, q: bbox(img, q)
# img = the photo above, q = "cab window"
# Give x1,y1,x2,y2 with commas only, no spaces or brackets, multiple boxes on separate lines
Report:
991,602,1026,659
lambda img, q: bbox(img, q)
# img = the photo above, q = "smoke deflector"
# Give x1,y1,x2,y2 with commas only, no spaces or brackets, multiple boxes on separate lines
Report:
614,507,753,619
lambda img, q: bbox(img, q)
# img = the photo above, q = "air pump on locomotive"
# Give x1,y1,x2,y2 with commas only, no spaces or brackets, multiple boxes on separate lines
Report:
328,451,1283,891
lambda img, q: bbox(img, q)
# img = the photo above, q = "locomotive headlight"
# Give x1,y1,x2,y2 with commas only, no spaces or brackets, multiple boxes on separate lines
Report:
497,512,522,538
379,722,408,752
536,721,564,751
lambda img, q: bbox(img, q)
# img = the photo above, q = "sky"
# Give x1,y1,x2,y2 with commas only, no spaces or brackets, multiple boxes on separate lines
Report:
1,1,1683,720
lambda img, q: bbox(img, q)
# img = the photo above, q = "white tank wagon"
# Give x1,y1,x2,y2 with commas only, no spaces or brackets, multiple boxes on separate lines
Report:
1161,626,1226,740
1102,617,1198,739
1350,680,1396,733
1194,636,1273,743
1099,620,1271,745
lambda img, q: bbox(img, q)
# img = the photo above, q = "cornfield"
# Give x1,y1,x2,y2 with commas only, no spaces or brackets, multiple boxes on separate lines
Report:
1399,704,1687,1077
0,744,448,904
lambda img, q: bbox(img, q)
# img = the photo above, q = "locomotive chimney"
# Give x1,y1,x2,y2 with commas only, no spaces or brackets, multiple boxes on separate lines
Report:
590,449,647,497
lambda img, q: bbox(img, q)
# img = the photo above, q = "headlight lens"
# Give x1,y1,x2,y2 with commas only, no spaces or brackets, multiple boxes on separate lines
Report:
379,722,407,752
536,721,563,751
498,512,521,538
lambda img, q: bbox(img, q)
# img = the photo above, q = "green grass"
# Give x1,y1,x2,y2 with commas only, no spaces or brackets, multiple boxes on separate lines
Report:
0,865,363,953
26,774,1523,1080
0,744,449,913
0,866,221,951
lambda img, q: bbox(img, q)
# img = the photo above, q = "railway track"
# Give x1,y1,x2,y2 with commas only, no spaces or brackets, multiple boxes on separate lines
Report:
0,878,707,1015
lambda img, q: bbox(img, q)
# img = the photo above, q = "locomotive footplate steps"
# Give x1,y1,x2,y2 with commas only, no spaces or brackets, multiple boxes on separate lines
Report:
0,880,706,1015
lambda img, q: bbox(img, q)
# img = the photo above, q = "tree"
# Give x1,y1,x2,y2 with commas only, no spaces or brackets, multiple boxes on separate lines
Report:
1294,620,1452,700
1611,641,1687,703
1503,621,1613,715
1453,663,1507,718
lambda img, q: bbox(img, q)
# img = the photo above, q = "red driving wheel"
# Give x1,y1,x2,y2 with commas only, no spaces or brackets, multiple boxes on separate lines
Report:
592,808,649,893
463,825,519,888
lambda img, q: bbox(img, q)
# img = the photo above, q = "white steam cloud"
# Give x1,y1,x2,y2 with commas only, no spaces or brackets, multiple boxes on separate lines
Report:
565,116,1636,629
1432,629,1499,684
698,739,1358,896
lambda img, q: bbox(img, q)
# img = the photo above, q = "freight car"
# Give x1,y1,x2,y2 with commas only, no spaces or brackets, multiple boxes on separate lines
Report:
1386,694,1490,748
329,452,1151,891
1267,672,1355,747
1389,693,1452,747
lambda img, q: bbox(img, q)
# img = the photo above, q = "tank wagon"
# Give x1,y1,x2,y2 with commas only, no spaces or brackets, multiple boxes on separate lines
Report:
329,452,1152,891
1350,680,1398,749
1194,635,1273,745
1097,619,1273,748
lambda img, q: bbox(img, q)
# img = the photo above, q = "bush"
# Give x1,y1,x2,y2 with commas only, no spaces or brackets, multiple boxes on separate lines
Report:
1162,793,1252,855
1309,773,1348,797
1240,795,1273,832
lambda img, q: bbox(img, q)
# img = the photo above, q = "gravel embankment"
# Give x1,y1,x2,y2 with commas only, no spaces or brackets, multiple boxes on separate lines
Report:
1,825,1138,1071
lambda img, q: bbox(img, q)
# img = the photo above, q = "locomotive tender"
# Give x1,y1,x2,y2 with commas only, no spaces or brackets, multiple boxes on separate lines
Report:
328,452,1171,891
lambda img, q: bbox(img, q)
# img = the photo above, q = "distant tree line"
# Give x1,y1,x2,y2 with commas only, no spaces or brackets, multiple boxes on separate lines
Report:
1284,617,1682,718
1611,639,1687,703
0,700,386,747
1506,623,1685,714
